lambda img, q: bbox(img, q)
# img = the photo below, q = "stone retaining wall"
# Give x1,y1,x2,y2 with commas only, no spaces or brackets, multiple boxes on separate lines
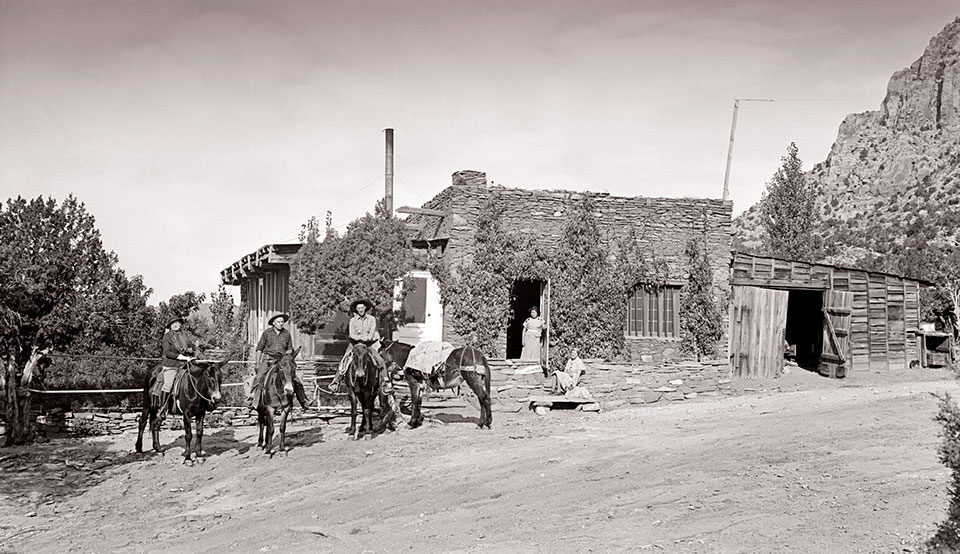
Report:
8,359,734,438
488,358,732,413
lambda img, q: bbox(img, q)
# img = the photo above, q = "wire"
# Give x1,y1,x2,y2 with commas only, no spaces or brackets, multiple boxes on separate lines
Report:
268,175,385,244
25,374,334,395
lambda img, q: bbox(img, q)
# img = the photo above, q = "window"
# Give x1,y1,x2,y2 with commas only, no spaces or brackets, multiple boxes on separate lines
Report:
626,285,681,338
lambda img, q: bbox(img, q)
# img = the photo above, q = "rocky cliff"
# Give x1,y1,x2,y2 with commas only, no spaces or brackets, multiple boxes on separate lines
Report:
735,17,960,270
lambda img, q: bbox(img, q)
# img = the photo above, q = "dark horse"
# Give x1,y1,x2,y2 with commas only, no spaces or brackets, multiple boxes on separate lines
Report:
256,347,302,455
381,341,493,430
346,343,380,440
135,359,227,463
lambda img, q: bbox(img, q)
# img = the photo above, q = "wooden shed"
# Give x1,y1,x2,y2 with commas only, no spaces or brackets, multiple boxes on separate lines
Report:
729,252,931,378
220,243,350,361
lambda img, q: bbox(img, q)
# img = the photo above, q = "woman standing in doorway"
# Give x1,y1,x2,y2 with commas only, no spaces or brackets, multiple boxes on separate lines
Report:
520,306,545,361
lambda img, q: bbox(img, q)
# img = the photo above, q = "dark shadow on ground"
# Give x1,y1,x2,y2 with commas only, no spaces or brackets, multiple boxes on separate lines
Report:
276,426,325,450
432,413,479,425
0,438,148,506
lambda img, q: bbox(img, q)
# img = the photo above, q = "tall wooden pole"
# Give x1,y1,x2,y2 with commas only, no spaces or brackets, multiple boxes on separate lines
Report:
722,99,739,202
722,98,775,201
384,128,394,217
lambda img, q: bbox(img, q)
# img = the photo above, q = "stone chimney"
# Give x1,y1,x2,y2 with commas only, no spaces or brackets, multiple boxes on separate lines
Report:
451,170,487,187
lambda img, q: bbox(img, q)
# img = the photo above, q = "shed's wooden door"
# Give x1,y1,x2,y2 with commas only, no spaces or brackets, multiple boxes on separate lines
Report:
730,286,789,379
820,290,853,378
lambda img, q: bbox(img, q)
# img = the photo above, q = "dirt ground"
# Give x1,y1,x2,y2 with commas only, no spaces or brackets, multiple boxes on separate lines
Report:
1,367,958,554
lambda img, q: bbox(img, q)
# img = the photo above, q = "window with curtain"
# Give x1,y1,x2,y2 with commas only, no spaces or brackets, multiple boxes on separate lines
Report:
626,285,681,338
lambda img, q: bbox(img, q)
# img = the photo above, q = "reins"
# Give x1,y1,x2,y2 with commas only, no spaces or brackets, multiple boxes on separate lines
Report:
184,364,218,405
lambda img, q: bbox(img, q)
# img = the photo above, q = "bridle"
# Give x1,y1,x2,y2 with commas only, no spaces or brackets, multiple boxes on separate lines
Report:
184,363,219,405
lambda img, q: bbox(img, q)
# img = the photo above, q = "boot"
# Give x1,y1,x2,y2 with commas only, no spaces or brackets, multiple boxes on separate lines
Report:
294,381,310,410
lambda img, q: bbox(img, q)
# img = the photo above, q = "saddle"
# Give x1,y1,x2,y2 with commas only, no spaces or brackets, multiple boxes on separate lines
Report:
406,342,455,378
150,368,186,415
256,363,282,406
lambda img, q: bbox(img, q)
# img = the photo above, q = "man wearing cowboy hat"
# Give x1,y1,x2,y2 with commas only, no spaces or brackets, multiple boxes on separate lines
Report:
248,313,310,410
331,298,405,428
156,315,194,416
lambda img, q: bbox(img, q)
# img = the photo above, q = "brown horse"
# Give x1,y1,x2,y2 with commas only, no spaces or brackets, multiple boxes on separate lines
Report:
346,343,380,440
382,341,492,430
255,347,302,455
135,359,227,463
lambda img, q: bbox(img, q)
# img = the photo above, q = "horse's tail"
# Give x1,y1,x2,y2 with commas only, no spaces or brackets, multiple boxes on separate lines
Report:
476,347,492,396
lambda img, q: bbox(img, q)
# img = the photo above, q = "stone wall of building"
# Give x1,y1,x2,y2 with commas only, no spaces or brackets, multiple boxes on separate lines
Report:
420,171,733,363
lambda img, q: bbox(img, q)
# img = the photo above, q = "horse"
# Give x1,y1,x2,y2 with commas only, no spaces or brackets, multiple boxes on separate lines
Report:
135,358,227,463
382,341,493,430
346,343,381,440
255,346,302,455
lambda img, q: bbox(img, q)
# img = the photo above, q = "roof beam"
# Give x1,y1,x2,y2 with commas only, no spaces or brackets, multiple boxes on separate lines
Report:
397,206,447,216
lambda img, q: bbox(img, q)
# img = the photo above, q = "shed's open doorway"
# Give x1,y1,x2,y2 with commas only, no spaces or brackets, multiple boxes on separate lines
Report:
507,280,544,359
785,290,825,370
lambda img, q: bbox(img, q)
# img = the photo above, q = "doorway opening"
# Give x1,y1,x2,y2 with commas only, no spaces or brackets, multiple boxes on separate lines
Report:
507,280,543,359
784,290,825,370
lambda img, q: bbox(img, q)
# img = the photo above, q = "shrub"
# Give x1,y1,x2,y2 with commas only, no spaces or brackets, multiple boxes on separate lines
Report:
928,393,960,552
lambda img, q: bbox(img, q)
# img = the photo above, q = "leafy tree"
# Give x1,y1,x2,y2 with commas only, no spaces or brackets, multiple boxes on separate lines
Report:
289,215,339,334
208,285,244,352
928,393,960,552
760,143,823,262
0,196,144,444
43,272,157,400
289,203,414,335
680,236,723,359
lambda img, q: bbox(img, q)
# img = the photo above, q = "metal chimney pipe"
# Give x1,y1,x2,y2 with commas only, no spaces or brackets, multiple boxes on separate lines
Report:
384,128,394,217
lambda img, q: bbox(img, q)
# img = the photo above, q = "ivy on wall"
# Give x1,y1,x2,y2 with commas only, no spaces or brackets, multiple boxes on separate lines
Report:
679,235,724,360
428,196,551,355
431,194,678,368
549,198,667,368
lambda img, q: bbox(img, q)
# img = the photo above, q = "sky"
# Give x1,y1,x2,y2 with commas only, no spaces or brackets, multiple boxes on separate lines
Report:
2,0,958,304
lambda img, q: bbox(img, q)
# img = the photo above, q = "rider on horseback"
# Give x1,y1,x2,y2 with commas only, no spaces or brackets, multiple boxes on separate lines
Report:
157,316,193,416
248,313,311,410
332,298,405,427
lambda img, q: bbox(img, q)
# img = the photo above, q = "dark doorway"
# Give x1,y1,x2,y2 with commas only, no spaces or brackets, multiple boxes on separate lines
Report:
507,280,543,359
784,290,824,369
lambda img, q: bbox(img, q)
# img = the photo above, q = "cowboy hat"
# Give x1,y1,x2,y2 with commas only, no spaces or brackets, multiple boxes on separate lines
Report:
165,316,184,329
268,313,289,325
349,299,375,314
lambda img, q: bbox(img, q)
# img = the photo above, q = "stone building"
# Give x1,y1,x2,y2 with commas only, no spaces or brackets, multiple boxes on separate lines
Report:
401,170,733,364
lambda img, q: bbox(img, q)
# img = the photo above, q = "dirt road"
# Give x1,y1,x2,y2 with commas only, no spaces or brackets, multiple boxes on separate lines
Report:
1,369,957,553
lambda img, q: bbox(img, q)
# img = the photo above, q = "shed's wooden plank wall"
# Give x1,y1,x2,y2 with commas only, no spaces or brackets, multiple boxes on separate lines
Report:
239,266,315,359
731,252,923,372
